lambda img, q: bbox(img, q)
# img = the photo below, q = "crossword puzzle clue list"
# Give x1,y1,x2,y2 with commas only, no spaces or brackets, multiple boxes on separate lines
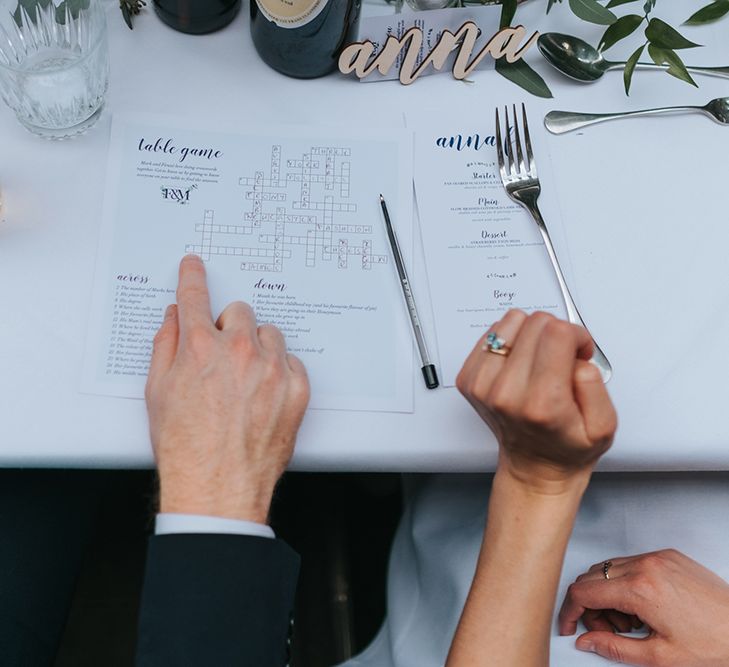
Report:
104,282,171,378
83,116,414,413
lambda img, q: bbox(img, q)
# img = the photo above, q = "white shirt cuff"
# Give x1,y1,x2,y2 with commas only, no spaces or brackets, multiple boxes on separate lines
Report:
155,513,275,539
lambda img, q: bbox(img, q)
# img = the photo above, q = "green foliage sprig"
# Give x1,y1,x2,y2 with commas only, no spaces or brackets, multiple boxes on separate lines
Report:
495,0,729,97
495,0,555,97
546,0,729,94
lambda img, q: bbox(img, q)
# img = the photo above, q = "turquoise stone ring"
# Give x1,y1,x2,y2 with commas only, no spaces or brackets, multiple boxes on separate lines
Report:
483,332,511,356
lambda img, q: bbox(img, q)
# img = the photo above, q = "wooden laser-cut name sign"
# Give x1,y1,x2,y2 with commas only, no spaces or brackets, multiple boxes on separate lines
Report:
338,22,539,85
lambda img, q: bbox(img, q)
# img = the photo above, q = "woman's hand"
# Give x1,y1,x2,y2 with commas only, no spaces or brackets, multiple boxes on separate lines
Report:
446,310,618,667
456,309,617,491
559,549,729,666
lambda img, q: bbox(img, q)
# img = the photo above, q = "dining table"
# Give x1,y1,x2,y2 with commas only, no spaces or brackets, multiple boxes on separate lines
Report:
1,0,728,473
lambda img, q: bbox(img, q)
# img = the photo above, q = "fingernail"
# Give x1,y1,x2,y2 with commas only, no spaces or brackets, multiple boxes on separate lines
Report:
183,253,202,263
576,639,595,653
164,304,176,319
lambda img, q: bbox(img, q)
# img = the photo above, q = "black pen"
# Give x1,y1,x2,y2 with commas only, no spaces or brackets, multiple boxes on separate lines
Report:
379,194,439,390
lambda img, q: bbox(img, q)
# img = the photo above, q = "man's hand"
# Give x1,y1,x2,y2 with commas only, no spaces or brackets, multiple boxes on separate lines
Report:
145,255,310,523
456,310,617,492
559,549,729,667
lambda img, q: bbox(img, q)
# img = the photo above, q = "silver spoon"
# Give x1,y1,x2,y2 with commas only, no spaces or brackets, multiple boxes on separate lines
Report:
538,33,729,83
544,97,729,134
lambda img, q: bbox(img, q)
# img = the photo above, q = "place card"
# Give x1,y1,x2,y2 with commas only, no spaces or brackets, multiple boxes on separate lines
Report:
354,4,501,82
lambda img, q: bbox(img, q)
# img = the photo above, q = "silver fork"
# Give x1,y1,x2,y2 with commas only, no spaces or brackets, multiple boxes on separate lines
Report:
495,103,612,383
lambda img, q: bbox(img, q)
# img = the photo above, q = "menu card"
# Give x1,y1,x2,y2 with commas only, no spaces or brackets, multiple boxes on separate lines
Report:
411,114,570,386
82,114,414,413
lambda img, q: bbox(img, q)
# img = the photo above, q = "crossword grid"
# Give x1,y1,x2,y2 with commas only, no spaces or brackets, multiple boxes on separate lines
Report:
184,145,388,273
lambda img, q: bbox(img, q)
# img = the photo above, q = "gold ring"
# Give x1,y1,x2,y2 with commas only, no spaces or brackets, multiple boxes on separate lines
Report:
603,560,613,580
482,331,511,357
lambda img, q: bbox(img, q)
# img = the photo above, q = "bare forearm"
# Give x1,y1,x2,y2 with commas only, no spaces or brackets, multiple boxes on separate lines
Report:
446,467,589,667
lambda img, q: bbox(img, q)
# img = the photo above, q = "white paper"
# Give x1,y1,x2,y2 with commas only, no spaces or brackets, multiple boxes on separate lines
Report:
82,115,414,413
356,5,501,82
411,114,569,386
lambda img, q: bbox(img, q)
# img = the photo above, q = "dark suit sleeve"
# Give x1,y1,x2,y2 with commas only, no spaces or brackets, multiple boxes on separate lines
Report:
135,534,299,667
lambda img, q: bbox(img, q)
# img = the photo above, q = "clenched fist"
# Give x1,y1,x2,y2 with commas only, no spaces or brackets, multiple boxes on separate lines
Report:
456,310,617,491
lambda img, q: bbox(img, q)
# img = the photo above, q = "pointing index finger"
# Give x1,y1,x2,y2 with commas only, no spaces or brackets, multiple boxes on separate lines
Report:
176,255,214,332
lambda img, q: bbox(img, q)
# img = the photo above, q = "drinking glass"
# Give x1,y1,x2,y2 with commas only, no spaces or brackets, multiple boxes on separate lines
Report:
0,0,109,139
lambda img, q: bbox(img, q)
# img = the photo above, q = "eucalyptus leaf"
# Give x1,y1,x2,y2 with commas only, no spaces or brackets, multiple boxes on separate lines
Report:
499,0,517,29
623,43,644,95
495,57,553,98
606,0,640,7
647,43,698,86
599,13,643,51
546,0,562,13
645,17,701,49
684,0,729,25
568,0,618,25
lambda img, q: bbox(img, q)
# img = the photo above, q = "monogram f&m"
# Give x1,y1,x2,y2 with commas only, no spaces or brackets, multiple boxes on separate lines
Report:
338,22,538,85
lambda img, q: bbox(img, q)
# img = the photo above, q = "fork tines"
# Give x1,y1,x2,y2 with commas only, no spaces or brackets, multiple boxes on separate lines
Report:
495,103,537,181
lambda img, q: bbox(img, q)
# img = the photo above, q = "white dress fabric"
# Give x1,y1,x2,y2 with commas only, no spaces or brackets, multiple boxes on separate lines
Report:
340,473,729,667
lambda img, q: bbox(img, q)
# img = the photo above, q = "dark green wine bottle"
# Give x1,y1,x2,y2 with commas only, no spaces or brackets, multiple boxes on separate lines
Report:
250,0,361,79
154,0,241,34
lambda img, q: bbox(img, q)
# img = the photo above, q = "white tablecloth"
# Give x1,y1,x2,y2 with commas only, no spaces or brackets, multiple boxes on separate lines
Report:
1,1,728,469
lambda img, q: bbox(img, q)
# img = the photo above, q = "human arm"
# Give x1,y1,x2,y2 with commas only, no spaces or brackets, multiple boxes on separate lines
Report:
136,533,299,667
135,254,310,667
559,549,729,666
446,310,617,667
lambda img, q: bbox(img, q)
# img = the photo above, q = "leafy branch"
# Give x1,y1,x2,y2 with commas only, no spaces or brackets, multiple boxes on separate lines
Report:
495,0,553,97
496,0,729,97
546,0,726,94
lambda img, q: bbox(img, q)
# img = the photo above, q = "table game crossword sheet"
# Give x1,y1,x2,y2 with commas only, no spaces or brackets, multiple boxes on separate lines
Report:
82,115,414,413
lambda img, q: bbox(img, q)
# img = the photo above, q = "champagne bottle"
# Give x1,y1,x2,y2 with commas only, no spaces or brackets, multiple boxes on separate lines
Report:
250,0,361,79
154,0,241,34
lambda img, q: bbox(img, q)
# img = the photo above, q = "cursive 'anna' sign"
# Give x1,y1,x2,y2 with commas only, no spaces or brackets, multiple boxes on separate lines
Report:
338,22,538,85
